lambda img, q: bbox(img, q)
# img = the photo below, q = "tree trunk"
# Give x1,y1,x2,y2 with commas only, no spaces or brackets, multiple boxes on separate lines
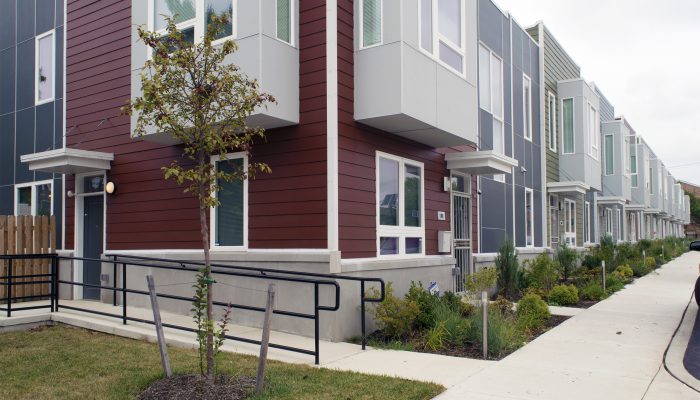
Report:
199,185,215,383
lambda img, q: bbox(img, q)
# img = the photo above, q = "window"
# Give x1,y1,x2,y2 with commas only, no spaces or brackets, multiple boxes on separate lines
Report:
15,181,53,216
151,0,236,47
420,0,466,75
276,0,293,44
616,209,622,241
210,153,247,249
605,208,613,237
523,75,532,141
549,194,559,247
629,139,638,187
35,30,55,104
584,201,591,244
564,199,576,247
479,45,504,154
547,92,557,152
562,98,574,154
525,189,534,247
360,0,381,48
604,134,614,175
377,153,425,257
587,103,598,159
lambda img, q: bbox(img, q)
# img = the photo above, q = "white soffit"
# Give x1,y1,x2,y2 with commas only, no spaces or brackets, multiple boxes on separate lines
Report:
20,148,114,174
546,181,590,195
445,151,518,176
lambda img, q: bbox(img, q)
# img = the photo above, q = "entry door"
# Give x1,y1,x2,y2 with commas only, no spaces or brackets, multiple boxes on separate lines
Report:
564,199,576,246
549,195,559,248
82,195,104,300
452,193,471,293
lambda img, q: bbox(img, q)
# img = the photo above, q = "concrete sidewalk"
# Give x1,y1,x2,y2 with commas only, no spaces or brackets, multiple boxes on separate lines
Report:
435,251,700,400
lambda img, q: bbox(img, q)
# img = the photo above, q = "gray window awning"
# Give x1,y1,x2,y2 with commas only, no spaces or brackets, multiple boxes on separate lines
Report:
445,150,518,176
20,148,114,174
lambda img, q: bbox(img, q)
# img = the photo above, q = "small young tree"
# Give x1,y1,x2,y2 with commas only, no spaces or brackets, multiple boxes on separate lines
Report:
127,15,274,382
495,239,520,299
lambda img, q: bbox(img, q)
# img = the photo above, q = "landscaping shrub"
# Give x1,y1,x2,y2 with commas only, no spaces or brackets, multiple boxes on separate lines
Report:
516,293,551,332
424,322,448,351
522,253,559,295
614,243,639,268
464,267,498,300
491,296,515,315
405,282,440,330
630,259,651,277
579,281,607,301
556,243,579,281
468,308,525,359
645,256,657,270
368,283,420,339
612,264,634,282
606,274,625,294
495,240,521,299
431,302,471,346
599,235,616,270
548,284,579,306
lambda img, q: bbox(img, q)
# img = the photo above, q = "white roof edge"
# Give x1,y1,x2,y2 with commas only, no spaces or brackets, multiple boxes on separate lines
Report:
20,147,115,162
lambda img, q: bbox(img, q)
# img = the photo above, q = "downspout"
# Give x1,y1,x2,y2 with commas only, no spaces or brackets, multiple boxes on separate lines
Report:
538,22,547,249
326,0,340,272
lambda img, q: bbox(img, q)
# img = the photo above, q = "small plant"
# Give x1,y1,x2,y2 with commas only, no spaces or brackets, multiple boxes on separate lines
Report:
464,267,498,300
556,243,579,281
516,293,551,332
405,282,440,330
522,253,559,295
612,264,634,282
491,296,515,315
495,240,521,299
424,322,448,352
645,256,657,270
431,302,471,346
368,283,420,339
579,281,607,301
548,284,579,306
468,308,525,359
606,275,625,294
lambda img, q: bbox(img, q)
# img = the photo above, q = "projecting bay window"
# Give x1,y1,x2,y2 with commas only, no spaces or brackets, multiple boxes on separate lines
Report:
562,98,574,154
420,0,466,75
523,75,532,142
587,103,598,159
360,0,382,48
15,181,53,217
150,0,235,48
547,92,557,152
604,134,614,176
525,189,534,247
276,0,294,44
35,30,55,105
377,153,425,257
210,153,247,249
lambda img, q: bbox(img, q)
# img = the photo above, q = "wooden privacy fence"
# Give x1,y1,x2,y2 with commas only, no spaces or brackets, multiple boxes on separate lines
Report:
0,215,56,302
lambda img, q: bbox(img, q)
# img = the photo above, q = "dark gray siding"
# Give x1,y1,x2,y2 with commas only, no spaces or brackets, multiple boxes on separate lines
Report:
596,86,615,122
0,0,63,247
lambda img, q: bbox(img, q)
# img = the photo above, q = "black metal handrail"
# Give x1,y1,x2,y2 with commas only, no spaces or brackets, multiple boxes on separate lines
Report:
108,254,386,349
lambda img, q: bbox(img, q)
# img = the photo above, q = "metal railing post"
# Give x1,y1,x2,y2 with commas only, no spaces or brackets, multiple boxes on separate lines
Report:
112,255,117,306
314,283,320,365
7,258,12,318
122,263,127,325
50,256,56,312
360,281,366,350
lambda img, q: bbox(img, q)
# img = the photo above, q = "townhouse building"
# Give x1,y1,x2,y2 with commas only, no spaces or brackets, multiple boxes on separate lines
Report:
473,0,543,270
600,116,634,242
629,137,652,241
0,0,65,242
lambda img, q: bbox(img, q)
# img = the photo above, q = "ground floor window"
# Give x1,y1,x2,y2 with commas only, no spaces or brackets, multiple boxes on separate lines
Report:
617,209,623,241
525,188,534,247
377,152,425,257
564,199,576,247
584,201,591,244
15,180,53,216
211,153,247,249
605,208,613,237
549,194,558,247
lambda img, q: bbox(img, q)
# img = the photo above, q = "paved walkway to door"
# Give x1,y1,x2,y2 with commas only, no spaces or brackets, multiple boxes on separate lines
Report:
435,251,700,400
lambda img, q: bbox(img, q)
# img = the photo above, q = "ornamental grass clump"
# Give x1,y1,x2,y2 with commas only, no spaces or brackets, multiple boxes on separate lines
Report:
579,281,607,301
495,240,521,300
556,243,579,282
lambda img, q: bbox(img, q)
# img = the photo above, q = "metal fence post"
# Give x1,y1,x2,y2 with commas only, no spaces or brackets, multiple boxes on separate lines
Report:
361,281,366,350
50,256,56,312
112,255,118,306
314,283,320,365
482,290,488,359
122,263,127,325
7,258,13,318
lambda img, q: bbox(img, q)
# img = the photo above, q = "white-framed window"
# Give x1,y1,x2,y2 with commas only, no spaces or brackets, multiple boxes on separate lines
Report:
377,152,425,257
525,188,534,247
605,208,613,237
14,181,53,216
616,208,622,241
564,198,576,247
149,0,237,48
562,98,574,154
276,0,294,45
419,0,466,75
35,30,55,105
604,134,614,175
547,92,557,152
522,74,532,141
584,201,591,244
210,153,248,250
629,138,638,187
587,102,598,159
478,44,504,154
549,194,559,247
623,136,631,176
360,0,382,48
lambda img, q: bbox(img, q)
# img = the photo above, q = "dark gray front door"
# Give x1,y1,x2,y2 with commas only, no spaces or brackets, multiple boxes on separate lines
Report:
83,195,103,300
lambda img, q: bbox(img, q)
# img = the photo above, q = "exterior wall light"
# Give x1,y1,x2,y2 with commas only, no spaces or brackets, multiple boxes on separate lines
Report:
105,181,116,195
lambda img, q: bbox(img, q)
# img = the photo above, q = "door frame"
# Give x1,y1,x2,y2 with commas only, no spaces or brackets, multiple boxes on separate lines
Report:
73,171,107,300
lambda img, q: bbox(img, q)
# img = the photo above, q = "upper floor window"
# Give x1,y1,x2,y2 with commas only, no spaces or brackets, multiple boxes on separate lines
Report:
377,152,425,257
35,30,55,105
15,181,53,216
649,166,654,194
478,45,504,154
420,0,466,75
522,74,532,141
210,153,247,249
562,98,574,154
276,0,294,44
604,134,614,175
360,0,382,48
587,103,598,159
151,0,235,45
629,139,638,187
547,92,557,152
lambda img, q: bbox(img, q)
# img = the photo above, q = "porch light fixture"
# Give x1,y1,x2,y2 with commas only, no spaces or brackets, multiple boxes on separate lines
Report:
105,181,116,195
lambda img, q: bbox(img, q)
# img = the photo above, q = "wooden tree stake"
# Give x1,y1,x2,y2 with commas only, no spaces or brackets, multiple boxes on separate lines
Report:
256,284,276,394
146,275,172,378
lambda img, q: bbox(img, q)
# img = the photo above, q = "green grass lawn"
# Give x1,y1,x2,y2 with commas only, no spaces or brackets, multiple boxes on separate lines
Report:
0,325,443,400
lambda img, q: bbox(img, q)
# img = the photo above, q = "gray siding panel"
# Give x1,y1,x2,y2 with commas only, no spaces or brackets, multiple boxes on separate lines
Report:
15,107,35,184
0,46,15,114
0,113,14,186
15,39,34,111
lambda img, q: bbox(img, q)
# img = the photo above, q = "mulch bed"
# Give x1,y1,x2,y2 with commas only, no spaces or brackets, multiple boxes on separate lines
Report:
139,375,256,400
367,314,571,361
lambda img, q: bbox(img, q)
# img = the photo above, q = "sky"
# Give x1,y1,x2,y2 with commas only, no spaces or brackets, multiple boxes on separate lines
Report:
494,0,700,185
